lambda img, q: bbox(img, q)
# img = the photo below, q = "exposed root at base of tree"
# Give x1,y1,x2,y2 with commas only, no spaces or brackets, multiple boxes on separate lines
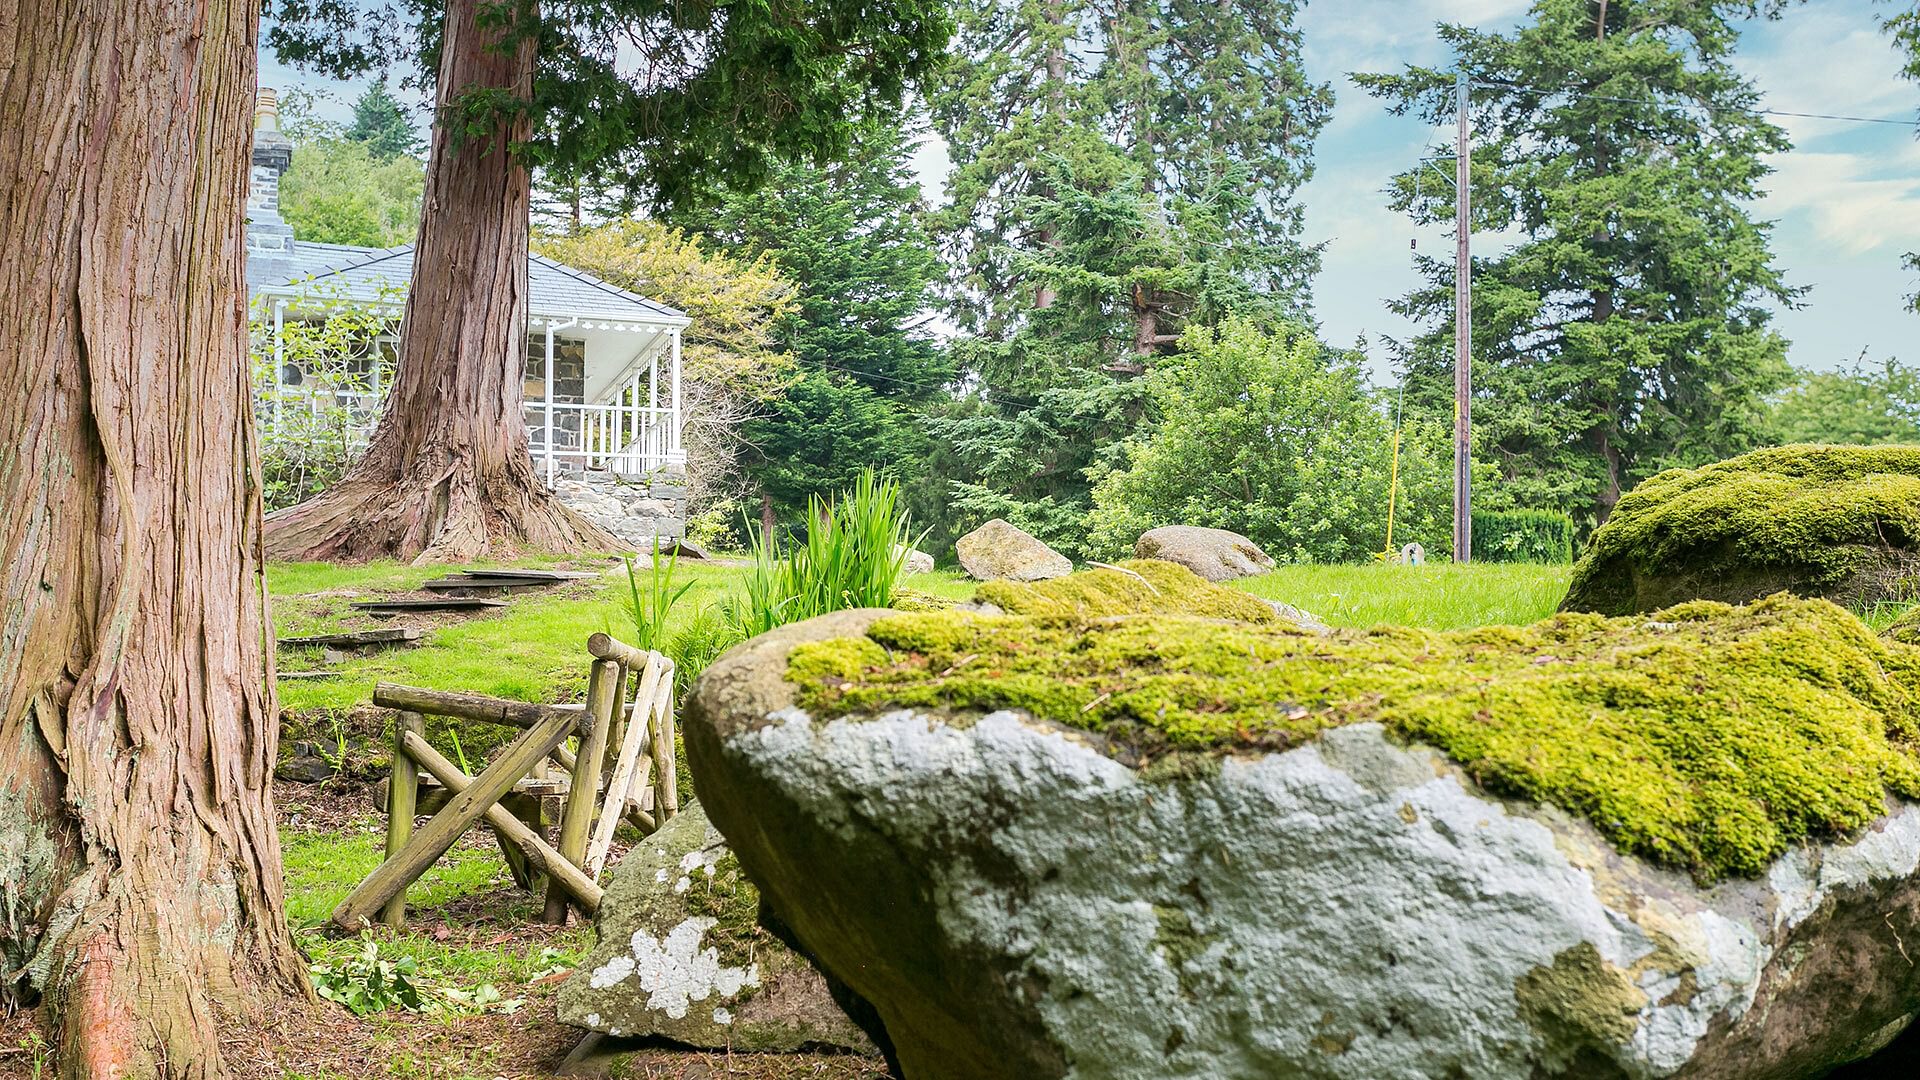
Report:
264,463,621,565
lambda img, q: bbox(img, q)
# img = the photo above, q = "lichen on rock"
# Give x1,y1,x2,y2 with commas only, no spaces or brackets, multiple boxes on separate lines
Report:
787,588,1920,881
1562,443,1920,616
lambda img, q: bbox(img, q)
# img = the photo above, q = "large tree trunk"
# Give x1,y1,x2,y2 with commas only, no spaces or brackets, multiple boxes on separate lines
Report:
262,0,618,563
0,0,309,1076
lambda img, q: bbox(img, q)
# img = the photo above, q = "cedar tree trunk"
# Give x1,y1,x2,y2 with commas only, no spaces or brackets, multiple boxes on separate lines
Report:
262,0,618,563
0,0,309,1076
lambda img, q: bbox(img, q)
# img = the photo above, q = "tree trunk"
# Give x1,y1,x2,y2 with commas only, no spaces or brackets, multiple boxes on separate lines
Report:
262,0,619,563
0,0,309,1076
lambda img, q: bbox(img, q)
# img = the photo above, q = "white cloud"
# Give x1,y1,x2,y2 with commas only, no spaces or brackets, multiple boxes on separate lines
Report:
1760,148,1920,256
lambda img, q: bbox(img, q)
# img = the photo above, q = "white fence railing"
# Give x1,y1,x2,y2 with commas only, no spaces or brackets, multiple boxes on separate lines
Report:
524,400,682,479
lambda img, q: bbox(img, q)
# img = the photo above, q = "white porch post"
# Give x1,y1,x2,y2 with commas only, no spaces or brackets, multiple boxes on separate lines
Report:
543,318,556,485
271,299,286,433
669,327,683,460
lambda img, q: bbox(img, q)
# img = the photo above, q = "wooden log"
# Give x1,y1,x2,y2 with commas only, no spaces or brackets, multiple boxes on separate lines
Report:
652,678,680,821
547,744,656,833
372,682,572,731
329,706,578,932
279,627,423,648
399,730,602,914
586,631,650,669
382,711,425,929
544,658,618,923
586,655,667,879
352,597,508,613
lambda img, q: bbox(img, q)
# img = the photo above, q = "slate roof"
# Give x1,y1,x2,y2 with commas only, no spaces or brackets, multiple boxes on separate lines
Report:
249,242,688,325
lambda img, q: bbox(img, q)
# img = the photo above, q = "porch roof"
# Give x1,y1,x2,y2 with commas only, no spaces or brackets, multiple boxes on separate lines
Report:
251,243,689,328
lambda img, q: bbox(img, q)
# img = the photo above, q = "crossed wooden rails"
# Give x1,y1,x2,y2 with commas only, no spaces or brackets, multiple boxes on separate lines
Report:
328,631,681,932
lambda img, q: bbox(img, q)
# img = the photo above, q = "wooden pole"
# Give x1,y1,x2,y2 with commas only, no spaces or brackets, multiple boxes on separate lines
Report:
651,678,680,821
372,682,573,731
586,655,668,879
400,731,603,914
1453,66,1473,564
381,711,425,929
587,631,650,668
549,744,656,833
544,658,619,923
330,706,578,931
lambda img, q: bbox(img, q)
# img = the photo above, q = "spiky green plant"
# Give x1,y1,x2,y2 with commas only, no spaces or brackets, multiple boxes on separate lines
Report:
727,470,919,638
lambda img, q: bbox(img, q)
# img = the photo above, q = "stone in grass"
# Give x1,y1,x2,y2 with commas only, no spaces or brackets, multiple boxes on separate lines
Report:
954,519,1071,582
1562,444,1920,616
897,545,936,575
1133,525,1274,582
685,588,1920,1080
555,801,873,1053
973,558,1282,625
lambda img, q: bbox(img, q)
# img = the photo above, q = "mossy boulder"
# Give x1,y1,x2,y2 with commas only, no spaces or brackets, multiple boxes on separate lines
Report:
685,570,1920,1079
1563,444,1920,615
955,518,1071,581
1134,525,1274,581
974,558,1279,624
555,801,872,1053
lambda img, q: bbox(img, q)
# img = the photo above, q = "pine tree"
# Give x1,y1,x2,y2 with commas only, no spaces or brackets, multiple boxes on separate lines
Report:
345,78,422,160
693,122,949,526
925,0,1329,553
1359,0,1798,525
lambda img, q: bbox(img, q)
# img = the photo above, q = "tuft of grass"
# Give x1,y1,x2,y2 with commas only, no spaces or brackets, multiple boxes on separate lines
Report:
1232,562,1570,629
728,470,919,638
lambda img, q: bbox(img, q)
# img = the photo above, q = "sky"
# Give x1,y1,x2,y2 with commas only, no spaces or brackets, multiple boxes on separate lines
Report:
260,0,1920,384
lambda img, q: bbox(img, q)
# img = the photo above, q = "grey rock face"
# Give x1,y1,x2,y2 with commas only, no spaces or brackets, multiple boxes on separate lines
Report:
1265,599,1331,634
955,519,1070,581
686,612,1920,1080
1134,525,1275,582
897,546,936,575
556,802,873,1053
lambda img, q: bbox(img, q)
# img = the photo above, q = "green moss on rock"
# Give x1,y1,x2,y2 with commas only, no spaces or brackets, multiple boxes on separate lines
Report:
1563,444,1920,616
785,592,1920,881
975,558,1278,623
684,850,774,977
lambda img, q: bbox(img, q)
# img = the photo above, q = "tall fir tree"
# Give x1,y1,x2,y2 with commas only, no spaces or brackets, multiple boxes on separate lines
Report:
1359,0,1798,526
927,0,1329,553
345,78,423,160
692,121,949,529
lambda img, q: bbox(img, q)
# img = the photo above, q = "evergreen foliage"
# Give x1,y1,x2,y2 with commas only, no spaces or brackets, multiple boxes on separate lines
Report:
280,134,424,247
344,80,422,160
1087,319,1456,564
924,0,1330,555
692,122,949,525
1360,0,1798,527
265,0,953,214
1470,509,1576,564
1769,357,1920,446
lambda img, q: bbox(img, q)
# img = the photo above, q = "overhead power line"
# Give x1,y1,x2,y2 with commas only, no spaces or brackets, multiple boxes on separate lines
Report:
1472,79,1920,128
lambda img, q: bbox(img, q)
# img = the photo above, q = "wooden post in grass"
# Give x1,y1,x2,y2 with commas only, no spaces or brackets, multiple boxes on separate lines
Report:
331,705,578,932
400,731,602,914
651,679,680,822
381,711,426,929
586,655,667,879
550,743,656,833
544,657,619,923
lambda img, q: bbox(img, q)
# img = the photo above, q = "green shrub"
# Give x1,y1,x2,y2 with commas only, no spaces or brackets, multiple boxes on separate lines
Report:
727,469,918,638
1471,509,1576,564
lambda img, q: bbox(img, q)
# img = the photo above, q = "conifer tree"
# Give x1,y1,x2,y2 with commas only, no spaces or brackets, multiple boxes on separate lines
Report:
345,79,423,160
926,0,1328,552
1360,0,1798,525
694,122,949,528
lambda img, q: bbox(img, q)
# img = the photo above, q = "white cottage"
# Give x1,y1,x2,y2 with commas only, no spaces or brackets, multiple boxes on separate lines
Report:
244,90,691,486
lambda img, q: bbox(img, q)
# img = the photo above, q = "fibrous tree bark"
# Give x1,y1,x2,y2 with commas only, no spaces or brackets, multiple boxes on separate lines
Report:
0,0,309,1075
263,0,618,563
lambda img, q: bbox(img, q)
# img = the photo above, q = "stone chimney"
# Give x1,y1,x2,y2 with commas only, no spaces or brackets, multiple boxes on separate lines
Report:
246,88,296,287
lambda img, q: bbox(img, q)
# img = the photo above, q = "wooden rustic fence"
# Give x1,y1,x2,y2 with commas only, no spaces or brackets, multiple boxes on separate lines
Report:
329,632,679,932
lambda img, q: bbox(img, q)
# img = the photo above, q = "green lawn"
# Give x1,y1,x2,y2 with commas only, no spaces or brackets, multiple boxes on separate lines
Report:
1233,562,1572,629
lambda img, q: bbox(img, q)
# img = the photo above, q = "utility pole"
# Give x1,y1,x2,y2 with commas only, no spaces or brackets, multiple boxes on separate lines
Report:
1452,67,1473,564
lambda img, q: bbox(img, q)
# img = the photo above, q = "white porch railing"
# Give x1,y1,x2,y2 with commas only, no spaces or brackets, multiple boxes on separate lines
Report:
524,400,682,479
